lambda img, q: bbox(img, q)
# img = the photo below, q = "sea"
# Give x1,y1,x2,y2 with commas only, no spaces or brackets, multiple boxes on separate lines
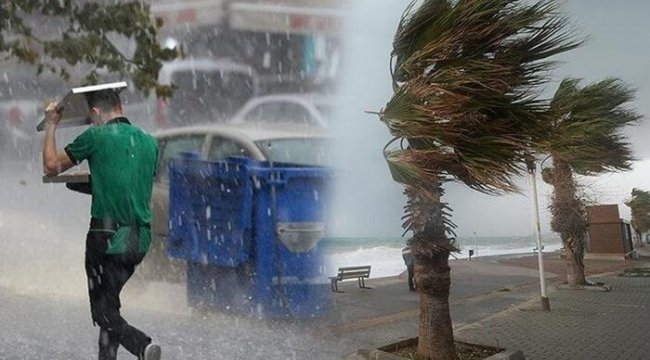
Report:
321,235,563,278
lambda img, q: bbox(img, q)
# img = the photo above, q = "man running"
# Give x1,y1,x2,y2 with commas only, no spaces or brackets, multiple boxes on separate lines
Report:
42,88,161,360
402,241,416,292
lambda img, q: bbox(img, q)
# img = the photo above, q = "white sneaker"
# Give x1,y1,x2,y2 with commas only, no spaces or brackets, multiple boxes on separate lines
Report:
143,343,161,360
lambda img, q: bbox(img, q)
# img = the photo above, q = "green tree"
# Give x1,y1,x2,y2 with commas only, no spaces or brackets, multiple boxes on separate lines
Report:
379,1,578,358
539,78,640,286
625,188,650,246
0,0,178,96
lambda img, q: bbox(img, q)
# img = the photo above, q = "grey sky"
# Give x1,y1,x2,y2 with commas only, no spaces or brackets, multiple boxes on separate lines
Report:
329,0,650,238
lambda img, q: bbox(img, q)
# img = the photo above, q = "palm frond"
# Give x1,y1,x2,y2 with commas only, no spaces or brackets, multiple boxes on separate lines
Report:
402,183,459,256
541,77,641,175
382,0,580,193
391,0,453,86
384,144,521,194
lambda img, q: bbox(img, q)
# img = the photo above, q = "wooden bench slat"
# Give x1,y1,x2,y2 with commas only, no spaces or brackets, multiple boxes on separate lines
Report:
338,266,371,271
337,271,370,278
339,269,370,273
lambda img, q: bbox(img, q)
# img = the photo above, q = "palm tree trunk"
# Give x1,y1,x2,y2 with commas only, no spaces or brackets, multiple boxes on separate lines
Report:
404,181,457,360
415,252,456,360
634,230,642,247
550,158,587,286
563,243,586,286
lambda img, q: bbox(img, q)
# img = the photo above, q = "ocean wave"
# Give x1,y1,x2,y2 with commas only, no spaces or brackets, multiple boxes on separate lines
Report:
323,242,564,278
324,246,404,279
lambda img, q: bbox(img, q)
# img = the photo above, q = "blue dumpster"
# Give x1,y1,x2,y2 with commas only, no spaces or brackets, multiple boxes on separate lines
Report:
251,165,331,318
168,155,254,266
168,156,332,318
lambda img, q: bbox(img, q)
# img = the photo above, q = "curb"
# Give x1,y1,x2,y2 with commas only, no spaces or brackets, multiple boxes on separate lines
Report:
344,348,525,360
556,283,612,292
486,350,525,360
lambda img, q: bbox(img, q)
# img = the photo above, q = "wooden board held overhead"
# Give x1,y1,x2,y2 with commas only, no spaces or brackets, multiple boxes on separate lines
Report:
42,171,90,184
36,82,127,132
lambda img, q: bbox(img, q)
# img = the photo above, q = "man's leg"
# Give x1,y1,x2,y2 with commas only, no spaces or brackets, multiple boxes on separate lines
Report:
98,328,120,360
96,254,152,357
87,232,122,360
407,263,415,291
86,231,152,358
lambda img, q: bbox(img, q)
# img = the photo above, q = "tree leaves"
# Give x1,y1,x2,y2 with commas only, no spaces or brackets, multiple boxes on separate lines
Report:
1,0,179,97
625,188,650,239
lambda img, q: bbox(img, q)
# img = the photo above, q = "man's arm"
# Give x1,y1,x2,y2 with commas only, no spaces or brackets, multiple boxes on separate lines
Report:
42,102,74,176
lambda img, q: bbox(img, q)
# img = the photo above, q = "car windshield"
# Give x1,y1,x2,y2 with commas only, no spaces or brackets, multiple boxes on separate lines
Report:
255,138,330,167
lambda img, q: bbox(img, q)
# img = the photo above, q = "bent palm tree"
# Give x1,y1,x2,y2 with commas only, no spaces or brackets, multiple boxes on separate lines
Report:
625,188,650,246
380,1,578,358
539,78,640,286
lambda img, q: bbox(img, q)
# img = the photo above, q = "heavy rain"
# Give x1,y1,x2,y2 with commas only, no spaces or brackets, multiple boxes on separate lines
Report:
2,1,650,360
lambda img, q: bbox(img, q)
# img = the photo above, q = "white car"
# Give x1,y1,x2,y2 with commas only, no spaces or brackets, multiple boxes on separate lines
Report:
155,58,259,129
142,123,330,281
229,94,335,129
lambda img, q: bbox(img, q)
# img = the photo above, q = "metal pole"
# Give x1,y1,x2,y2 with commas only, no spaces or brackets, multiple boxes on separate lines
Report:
267,142,286,310
528,161,550,311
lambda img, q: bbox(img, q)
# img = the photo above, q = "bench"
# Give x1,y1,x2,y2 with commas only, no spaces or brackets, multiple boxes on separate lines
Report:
329,265,372,293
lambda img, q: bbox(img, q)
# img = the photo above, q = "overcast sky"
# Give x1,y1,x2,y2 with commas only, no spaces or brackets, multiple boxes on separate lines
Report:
329,0,650,239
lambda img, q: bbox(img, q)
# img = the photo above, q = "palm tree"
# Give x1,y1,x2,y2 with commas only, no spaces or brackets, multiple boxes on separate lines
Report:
538,78,640,286
380,1,578,358
625,188,650,246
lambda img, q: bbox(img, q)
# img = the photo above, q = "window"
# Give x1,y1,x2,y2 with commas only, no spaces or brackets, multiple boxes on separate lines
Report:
243,103,276,122
314,104,333,121
244,101,316,126
255,138,330,167
208,137,251,160
156,135,205,181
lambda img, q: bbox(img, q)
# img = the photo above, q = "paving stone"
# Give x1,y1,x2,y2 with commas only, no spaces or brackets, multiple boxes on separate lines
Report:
456,275,650,360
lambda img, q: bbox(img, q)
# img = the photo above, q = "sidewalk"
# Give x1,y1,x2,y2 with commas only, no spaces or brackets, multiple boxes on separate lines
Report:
455,273,650,359
329,252,646,359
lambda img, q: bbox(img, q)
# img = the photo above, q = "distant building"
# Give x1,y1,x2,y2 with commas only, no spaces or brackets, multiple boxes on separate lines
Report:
150,0,347,94
585,204,634,260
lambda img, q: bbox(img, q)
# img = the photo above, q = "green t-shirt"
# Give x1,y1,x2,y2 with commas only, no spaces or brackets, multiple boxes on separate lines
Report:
65,117,158,254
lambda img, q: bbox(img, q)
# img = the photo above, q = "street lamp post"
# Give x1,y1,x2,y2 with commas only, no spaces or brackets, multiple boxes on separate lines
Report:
527,158,551,311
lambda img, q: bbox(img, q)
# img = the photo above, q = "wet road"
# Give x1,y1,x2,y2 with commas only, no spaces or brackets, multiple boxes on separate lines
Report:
0,284,342,360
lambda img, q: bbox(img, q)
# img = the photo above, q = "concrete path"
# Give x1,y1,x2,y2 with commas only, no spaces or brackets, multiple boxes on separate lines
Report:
323,257,560,351
326,252,642,359
455,272,650,359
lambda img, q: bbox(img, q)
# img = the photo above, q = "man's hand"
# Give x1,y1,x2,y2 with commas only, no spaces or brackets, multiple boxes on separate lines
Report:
44,101,63,127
